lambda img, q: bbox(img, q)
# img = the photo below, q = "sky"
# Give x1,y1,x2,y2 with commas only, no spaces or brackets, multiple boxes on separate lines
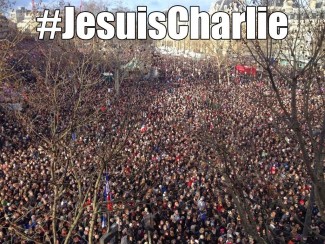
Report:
13,0,213,12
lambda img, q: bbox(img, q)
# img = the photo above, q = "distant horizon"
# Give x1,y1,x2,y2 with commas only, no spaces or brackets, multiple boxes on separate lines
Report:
13,0,212,13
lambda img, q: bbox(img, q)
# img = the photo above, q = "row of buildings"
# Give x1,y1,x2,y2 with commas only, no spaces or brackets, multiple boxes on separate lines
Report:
156,0,324,67
0,7,38,38
0,14,9,39
2,2,324,69
9,7,38,33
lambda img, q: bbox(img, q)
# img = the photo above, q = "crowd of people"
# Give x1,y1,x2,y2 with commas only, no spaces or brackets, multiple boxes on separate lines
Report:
0,51,324,244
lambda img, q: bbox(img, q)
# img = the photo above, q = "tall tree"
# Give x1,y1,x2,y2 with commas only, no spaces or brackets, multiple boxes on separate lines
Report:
244,0,325,220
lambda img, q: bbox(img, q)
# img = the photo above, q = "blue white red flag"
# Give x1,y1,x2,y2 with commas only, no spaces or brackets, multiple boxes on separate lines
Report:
101,214,107,228
103,172,110,201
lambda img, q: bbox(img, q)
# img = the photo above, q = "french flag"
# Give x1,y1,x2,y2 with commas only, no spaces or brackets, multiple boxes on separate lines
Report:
107,197,113,211
101,214,107,228
103,173,110,200
103,172,113,211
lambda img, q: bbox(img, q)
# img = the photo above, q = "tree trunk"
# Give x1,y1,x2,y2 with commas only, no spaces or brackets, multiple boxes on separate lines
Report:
52,185,58,244
63,203,86,244
64,184,91,244
302,188,315,242
50,154,58,244
225,178,269,244
88,163,105,244
115,69,120,97
148,230,152,244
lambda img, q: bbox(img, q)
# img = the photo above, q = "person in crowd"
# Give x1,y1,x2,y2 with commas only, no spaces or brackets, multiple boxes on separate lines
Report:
0,55,324,244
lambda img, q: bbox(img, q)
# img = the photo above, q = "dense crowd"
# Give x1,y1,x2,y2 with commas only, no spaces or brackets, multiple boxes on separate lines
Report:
0,54,324,244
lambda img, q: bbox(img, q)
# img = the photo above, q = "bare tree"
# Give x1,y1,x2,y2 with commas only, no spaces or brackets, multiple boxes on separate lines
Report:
198,1,325,243
0,0,13,13
95,38,153,97
82,0,109,14
0,26,27,85
4,40,107,243
196,82,277,243
243,0,325,220
1,36,149,243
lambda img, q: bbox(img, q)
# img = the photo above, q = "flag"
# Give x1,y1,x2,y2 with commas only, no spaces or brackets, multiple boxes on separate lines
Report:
103,172,110,201
72,132,77,141
101,214,107,228
107,191,113,211
103,171,113,211
107,198,113,211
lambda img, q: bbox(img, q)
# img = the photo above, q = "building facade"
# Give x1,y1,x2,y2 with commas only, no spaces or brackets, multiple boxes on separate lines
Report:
0,14,9,39
10,7,31,23
10,7,38,33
